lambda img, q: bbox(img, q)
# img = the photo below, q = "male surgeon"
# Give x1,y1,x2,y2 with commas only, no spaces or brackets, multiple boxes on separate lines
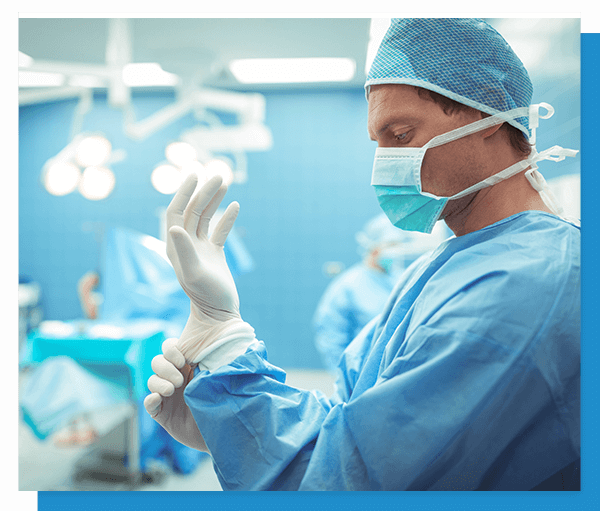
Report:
144,19,580,490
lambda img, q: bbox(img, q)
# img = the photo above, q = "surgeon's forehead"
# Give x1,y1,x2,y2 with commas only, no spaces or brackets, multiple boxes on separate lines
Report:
367,84,435,140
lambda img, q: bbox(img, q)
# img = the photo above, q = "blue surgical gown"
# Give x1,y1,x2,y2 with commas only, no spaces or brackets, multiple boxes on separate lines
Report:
313,264,397,372
183,211,580,490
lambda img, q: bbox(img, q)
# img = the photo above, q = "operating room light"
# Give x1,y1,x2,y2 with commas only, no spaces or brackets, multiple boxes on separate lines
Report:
43,162,81,196
75,135,113,167
151,164,183,195
165,142,198,167
180,160,207,180
229,58,356,84
205,159,234,186
78,166,116,200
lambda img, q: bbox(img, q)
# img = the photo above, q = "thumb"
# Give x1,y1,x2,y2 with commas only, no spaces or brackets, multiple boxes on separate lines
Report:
169,226,201,281
144,392,164,419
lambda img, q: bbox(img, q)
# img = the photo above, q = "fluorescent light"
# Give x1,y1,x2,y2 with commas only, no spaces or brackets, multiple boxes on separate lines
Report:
19,70,65,87
229,58,356,84
122,63,179,87
19,51,34,68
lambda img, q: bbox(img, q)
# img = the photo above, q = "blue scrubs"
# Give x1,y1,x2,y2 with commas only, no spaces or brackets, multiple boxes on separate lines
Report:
184,211,580,490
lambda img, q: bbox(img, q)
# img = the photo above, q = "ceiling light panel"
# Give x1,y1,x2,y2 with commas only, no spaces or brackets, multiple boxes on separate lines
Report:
229,58,356,84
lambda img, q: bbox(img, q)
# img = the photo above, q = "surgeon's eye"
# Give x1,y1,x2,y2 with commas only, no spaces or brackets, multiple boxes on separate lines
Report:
394,131,411,144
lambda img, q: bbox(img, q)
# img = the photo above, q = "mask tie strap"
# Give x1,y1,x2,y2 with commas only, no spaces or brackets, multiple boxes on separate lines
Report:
525,145,579,218
425,106,531,149
528,103,554,146
425,158,531,201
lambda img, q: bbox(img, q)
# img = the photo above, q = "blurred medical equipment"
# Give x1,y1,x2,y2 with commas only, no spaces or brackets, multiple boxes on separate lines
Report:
314,214,449,371
41,130,126,200
20,19,273,199
21,319,166,487
18,276,43,352
20,224,254,487
151,142,240,195
132,87,272,187
99,227,190,332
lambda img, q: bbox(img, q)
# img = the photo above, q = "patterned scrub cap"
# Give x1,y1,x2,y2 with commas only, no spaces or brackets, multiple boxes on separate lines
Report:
365,18,534,138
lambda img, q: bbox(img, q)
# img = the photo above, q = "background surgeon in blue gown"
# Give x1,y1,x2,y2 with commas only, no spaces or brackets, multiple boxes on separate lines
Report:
313,213,448,373
143,19,580,491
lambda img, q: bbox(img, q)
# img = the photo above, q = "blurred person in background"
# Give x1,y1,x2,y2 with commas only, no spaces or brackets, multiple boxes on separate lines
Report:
313,214,447,372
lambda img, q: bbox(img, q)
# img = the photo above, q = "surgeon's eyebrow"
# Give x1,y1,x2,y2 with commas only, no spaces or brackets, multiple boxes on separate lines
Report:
369,119,415,141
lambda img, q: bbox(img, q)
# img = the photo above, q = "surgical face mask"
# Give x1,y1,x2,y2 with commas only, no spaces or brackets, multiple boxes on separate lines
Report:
371,104,578,233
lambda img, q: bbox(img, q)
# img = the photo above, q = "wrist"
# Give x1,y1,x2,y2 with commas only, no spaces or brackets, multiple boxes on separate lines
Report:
177,318,256,366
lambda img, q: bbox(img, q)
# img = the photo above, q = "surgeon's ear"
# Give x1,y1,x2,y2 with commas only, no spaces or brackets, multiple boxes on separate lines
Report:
481,122,504,139
474,111,504,140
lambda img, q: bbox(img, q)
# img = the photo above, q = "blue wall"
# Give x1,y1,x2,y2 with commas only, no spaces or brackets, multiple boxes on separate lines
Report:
19,88,381,369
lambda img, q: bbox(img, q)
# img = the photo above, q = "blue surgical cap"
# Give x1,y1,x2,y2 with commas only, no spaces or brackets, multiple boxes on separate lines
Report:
365,18,533,138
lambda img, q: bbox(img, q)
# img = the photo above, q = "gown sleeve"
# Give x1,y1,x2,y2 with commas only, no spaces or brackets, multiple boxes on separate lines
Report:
183,316,380,490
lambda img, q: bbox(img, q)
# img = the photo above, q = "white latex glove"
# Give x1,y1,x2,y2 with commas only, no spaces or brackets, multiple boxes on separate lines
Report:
166,173,256,365
144,338,207,452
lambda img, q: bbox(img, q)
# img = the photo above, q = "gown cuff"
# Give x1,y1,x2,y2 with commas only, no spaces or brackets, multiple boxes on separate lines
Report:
192,320,257,372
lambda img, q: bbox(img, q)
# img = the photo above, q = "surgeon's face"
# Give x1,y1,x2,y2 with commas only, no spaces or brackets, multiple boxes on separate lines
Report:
367,84,489,198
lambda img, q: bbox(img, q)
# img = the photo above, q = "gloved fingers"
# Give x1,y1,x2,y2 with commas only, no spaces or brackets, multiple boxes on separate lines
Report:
166,173,199,231
151,354,185,388
168,226,201,282
211,201,240,247
144,393,163,418
162,338,186,369
148,374,175,397
197,184,228,239
183,175,223,237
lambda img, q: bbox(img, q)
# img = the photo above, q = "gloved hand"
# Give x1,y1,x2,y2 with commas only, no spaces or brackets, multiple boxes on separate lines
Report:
166,173,256,365
144,338,207,452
